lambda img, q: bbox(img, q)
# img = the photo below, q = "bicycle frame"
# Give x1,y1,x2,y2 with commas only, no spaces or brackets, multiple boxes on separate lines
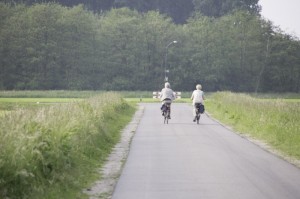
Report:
194,103,202,124
163,102,171,124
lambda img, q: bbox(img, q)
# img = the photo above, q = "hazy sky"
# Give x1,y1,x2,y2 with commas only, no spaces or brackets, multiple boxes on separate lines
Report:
259,0,300,38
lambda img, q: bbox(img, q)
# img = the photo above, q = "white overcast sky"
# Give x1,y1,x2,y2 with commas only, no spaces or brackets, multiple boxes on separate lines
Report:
259,0,300,38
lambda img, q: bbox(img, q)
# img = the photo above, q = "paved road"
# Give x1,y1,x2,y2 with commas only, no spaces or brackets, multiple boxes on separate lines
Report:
112,103,300,199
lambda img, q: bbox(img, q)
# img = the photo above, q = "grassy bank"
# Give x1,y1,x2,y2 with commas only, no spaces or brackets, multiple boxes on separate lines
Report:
0,92,135,199
206,92,300,160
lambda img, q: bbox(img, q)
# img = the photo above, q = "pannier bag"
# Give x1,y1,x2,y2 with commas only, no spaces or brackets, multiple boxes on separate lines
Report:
196,103,205,114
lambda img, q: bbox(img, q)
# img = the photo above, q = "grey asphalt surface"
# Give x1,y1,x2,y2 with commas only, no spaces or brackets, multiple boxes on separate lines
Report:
112,103,300,199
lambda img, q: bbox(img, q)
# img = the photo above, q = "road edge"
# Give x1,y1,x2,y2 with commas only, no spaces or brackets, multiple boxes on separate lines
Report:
84,104,144,199
205,111,300,169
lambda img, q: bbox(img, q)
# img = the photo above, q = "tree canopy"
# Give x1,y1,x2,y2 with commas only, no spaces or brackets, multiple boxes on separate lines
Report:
0,2,299,92
2,0,260,23
193,0,260,17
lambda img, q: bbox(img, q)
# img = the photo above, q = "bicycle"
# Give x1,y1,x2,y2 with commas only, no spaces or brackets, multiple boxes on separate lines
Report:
162,102,171,124
194,103,204,124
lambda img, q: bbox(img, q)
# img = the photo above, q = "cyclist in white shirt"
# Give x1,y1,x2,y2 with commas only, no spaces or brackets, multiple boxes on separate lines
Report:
191,84,205,122
159,82,175,119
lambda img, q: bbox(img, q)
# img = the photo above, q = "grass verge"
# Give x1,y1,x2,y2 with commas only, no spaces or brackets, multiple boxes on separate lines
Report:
206,91,300,160
0,92,135,199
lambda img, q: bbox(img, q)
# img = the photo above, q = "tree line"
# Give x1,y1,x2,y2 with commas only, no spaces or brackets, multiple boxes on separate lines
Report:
1,0,260,23
0,2,299,92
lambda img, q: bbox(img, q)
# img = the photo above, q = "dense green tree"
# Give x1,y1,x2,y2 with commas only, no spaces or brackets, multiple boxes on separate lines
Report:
97,8,177,90
262,33,300,92
25,4,66,89
193,0,260,17
96,8,142,90
0,3,100,89
0,3,299,92
57,4,99,89
217,11,267,92
116,0,194,24
2,0,261,23
4,0,194,23
0,4,30,89
1,0,115,11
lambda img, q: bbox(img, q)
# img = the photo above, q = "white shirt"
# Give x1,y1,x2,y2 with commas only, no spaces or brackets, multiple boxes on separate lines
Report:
159,88,175,102
191,90,204,104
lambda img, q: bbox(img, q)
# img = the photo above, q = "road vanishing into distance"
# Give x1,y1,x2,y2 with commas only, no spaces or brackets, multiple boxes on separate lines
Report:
112,103,300,199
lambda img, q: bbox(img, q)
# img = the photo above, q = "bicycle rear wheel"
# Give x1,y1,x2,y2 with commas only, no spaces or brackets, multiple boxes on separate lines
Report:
197,114,200,124
164,110,169,124
164,115,168,124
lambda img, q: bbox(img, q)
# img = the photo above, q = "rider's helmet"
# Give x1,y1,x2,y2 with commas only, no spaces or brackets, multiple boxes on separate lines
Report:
196,84,202,90
165,82,170,88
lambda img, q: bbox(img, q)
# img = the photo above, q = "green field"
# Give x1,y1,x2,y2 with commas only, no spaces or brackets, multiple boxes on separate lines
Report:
0,98,83,116
0,90,192,112
0,90,102,98
0,98,80,103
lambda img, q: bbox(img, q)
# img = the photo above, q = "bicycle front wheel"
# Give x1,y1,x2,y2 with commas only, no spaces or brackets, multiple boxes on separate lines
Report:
196,112,200,124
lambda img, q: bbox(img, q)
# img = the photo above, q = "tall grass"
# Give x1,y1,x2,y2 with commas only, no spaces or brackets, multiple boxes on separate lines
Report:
206,92,300,159
249,92,300,99
0,92,135,199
